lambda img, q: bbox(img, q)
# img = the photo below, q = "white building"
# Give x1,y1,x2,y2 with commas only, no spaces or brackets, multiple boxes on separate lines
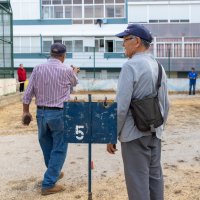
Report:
11,0,200,78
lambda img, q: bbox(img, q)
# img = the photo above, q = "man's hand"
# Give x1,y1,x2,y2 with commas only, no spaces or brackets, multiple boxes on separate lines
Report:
22,112,33,126
71,65,80,74
107,144,118,154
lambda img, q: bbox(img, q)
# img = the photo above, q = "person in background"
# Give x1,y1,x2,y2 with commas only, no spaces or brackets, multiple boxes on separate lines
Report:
188,67,198,95
22,43,79,195
107,24,169,200
17,64,27,92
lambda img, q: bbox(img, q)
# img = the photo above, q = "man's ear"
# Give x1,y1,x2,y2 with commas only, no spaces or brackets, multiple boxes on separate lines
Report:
135,37,141,48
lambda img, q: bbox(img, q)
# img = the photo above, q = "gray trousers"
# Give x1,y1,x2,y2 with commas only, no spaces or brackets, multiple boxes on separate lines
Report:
121,135,163,200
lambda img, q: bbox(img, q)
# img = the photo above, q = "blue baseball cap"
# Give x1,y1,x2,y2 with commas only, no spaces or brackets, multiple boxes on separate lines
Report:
51,43,66,55
116,24,153,43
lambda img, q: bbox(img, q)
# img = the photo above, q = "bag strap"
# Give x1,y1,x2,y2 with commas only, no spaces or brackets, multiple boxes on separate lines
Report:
156,62,162,91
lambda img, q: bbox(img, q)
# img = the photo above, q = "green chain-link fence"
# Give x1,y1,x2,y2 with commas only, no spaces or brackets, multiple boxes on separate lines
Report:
0,0,14,78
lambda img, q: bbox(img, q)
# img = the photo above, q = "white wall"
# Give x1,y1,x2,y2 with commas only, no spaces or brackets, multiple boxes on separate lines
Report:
128,2,200,23
0,78,197,96
128,5,148,23
0,79,16,96
14,56,126,68
73,78,199,92
11,0,40,20
190,5,200,23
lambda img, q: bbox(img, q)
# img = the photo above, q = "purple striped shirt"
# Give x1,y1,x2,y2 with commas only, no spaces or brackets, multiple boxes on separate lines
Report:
23,58,78,108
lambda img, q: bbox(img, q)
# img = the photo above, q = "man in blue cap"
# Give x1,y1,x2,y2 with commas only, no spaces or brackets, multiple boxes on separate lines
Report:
107,24,169,200
22,43,79,195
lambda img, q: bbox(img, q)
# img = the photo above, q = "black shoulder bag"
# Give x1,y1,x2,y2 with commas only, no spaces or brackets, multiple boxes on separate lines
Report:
130,63,164,133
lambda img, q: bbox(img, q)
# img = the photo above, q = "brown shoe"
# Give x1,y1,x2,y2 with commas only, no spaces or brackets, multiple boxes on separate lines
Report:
41,184,65,195
58,172,64,180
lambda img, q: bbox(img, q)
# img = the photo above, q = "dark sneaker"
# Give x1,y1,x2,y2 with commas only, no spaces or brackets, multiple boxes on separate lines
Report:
38,172,64,188
41,184,65,195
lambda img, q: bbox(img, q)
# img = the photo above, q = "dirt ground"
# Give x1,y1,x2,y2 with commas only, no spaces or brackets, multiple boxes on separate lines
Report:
0,93,200,200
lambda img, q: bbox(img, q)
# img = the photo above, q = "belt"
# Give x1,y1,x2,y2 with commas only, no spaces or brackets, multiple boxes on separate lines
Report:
37,106,63,110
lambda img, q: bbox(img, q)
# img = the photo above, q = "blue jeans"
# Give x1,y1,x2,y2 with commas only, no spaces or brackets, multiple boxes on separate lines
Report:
36,109,68,189
189,81,196,95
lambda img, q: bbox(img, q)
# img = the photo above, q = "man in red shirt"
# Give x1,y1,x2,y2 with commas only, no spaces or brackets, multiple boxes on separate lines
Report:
17,64,27,92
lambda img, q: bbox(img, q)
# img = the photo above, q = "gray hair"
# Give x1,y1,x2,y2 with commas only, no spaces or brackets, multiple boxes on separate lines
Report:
130,35,151,49
141,39,151,49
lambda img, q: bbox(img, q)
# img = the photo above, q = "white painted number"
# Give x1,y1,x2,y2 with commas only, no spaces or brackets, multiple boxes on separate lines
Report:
75,125,84,140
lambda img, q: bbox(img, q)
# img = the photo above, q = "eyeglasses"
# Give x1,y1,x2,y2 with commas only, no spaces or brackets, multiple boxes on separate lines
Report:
123,36,136,44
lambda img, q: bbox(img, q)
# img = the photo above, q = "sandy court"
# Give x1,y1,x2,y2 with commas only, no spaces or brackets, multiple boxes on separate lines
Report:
0,93,200,200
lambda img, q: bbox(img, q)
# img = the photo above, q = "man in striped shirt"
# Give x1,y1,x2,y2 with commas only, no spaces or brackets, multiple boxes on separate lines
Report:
22,43,79,195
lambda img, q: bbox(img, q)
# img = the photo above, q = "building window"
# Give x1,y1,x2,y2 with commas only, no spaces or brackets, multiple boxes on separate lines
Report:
54,6,63,18
64,41,73,52
170,19,189,23
115,41,123,52
14,37,21,53
43,6,54,19
115,0,124,3
105,0,114,3
52,0,62,4
21,37,31,53
73,0,82,4
63,0,72,4
74,40,83,52
42,0,51,5
105,40,113,52
43,41,52,53
42,1,125,22
105,5,114,18
84,6,93,18
149,19,168,23
115,5,124,18
94,0,103,3
94,5,104,18
85,0,93,3
31,37,41,53
65,6,72,18
73,6,82,18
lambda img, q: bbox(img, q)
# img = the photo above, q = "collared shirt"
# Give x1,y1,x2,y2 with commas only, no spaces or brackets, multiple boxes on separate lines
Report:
116,52,169,142
23,58,78,108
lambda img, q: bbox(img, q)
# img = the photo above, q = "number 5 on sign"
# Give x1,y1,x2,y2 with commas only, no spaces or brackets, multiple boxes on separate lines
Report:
76,125,84,140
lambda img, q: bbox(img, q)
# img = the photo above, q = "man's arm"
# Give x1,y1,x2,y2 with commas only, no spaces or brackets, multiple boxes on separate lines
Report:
116,62,135,135
22,68,36,125
68,66,79,87
107,62,135,154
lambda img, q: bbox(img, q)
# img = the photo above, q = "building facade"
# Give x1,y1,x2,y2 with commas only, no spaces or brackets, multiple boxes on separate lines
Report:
11,0,200,78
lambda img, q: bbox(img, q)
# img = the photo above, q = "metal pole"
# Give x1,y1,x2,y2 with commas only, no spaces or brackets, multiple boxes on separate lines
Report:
168,48,171,78
10,8,14,78
93,47,95,79
88,94,92,200
2,10,5,78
